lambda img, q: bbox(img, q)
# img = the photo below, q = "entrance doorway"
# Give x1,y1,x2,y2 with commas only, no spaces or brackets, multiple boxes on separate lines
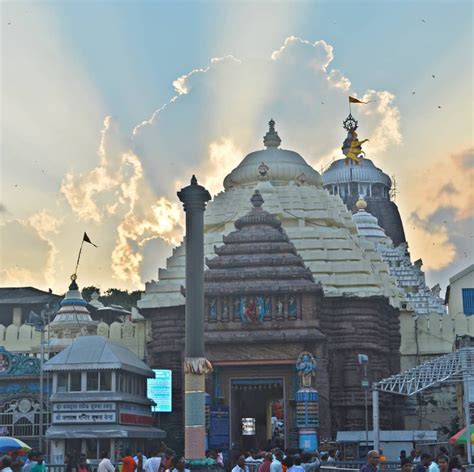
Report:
230,378,285,451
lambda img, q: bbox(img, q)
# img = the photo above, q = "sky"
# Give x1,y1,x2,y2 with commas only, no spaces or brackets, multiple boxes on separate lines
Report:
1,0,473,295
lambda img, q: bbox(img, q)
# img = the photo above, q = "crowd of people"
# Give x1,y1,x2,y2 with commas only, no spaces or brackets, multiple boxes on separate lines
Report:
362,448,464,472
230,448,321,472
0,451,46,472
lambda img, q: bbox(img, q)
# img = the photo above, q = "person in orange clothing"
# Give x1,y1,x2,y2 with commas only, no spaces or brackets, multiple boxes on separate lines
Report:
379,450,387,470
121,450,136,472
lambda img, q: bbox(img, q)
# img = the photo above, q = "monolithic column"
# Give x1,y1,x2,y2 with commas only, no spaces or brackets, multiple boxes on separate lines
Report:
177,175,212,461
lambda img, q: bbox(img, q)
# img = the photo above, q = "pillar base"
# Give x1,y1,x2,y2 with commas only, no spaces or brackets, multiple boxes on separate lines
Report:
298,428,318,452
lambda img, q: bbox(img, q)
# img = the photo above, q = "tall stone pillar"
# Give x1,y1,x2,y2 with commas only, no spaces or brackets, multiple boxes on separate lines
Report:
177,175,213,461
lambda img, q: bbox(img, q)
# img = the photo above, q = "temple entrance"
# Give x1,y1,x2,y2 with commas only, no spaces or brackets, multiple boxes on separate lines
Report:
230,378,285,451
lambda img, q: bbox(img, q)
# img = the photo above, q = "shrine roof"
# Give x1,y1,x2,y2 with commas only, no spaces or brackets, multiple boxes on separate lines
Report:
0,287,61,305
204,191,320,295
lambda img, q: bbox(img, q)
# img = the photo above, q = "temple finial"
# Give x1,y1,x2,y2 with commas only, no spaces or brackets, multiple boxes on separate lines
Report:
263,119,282,148
191,175,197,185
250,190,264,209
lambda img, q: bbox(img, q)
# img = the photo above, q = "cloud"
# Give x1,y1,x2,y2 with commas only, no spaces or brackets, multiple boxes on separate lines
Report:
54,36,402,288
404,147,473,275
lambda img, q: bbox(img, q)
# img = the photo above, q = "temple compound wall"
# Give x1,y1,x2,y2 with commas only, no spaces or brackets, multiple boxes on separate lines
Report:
0,320,148,359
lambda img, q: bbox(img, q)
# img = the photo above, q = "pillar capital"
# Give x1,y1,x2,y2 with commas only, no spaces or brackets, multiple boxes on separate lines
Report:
177,175,211,212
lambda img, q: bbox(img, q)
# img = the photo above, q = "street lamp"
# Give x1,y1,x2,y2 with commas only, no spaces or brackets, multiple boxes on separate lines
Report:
358,354,369,452
28,304,53,453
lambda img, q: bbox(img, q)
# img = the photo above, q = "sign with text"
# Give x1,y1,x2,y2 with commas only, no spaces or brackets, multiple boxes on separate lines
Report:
53,412,116,424
119,403,153,425
53,402,115,412
147,369,172,412
209,406,230,449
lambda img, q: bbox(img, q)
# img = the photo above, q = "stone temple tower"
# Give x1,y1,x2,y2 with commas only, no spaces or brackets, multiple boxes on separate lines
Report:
322,114,406,246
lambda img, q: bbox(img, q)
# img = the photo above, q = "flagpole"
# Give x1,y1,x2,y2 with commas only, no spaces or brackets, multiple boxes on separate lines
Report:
74,237,85,277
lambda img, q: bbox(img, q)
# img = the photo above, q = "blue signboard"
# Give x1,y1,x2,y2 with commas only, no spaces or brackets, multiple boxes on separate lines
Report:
147,369,172,412
209,405,230,449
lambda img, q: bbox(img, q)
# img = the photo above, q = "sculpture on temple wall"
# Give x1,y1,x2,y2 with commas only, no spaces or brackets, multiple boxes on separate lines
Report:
233,297,241,318
243,297,258,323
222,299,229,319
276,298,284,317
208,298,218,319
296,351,317,388
288,296,297,317
264,296,272,316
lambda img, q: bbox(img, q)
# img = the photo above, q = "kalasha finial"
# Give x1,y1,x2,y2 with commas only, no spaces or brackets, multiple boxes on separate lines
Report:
343,113,358,131
356,195,368,210
69,273,79,290
263,119,281,148
191,175,198,185
250,190,264,209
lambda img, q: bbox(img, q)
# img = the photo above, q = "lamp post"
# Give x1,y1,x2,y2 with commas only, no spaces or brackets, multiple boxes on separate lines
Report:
358,354,369,451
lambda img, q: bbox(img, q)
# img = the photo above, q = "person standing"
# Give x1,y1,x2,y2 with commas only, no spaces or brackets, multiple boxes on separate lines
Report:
437,456,449,472
448,457,462,472
414,454,432,472
121,451,136,472
30,453,46,472
360,450,381,472
258,453,274,472
22,453,37,472
143,451,161,472
232,456,249,472
401,459,413,472
270,451,283,472
2,456,13,472
134,451,147,472
97,452,114,472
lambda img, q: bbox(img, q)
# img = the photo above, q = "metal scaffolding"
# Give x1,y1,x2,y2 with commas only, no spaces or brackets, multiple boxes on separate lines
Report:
372,347,474,462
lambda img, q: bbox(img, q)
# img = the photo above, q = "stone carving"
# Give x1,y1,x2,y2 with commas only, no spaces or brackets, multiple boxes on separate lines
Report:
296,173,307,186
183,357,213,375
0,347,40,376
257,162,270,181
276,298,284,317
296,351,317,388
288,296,297,317
208,298,217,319
243,297,258,323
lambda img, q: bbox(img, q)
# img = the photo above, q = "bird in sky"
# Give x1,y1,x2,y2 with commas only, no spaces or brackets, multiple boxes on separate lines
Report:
421,19,426,23
438,105,442,109
412,91,416,95
432,74,436,78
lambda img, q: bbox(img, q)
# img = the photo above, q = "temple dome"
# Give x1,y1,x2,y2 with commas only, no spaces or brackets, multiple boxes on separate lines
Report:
223,120,322,190
322,158,391,188
352,197,391,245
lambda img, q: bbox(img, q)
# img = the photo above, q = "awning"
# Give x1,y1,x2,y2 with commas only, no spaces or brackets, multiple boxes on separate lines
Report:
46,425,166,439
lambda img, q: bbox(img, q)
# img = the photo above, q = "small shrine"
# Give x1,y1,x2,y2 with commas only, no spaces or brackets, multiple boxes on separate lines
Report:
44,336,165,464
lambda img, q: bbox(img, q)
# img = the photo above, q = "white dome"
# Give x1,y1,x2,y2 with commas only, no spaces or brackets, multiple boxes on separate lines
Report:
223,120,322,190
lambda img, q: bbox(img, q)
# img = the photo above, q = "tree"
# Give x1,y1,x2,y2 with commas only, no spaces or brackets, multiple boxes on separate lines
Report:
82,286,101,302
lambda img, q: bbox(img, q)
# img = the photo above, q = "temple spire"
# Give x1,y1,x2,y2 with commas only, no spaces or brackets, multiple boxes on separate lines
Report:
263,118,282,148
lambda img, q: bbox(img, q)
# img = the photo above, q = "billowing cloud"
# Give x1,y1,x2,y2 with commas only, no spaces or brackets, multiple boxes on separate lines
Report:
55,35,402,288
0,210,63,287
404,147,473,275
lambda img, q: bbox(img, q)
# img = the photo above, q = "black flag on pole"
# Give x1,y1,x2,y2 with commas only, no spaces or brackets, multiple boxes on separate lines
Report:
83,232,98,247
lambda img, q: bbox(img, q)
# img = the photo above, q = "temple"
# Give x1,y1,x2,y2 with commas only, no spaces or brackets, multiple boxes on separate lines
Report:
322,114,406,246
141,120,404,452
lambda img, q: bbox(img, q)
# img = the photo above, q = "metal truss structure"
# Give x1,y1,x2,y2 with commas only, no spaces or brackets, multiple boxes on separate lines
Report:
374,347,474,396
372,347,474,456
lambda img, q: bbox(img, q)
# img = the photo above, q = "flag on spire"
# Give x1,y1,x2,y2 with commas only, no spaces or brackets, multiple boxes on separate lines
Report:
349,96,368,104
83,232,98,247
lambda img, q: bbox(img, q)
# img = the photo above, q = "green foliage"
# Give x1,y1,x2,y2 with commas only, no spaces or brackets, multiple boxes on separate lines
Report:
81,286,142,310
